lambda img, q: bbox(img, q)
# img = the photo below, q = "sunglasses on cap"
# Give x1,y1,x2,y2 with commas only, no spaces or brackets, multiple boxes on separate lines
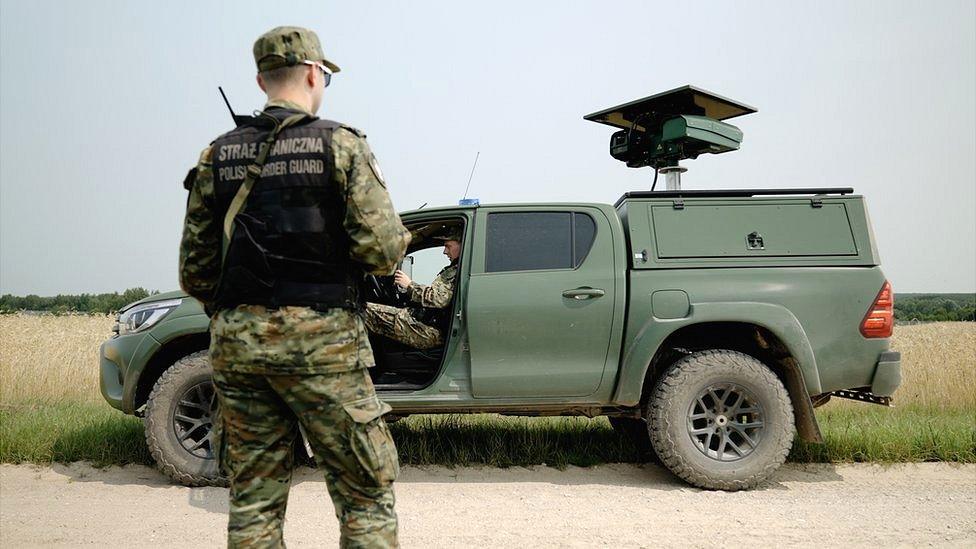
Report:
302,60,332,88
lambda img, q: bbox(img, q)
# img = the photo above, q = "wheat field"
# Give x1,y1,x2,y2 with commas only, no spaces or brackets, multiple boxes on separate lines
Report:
0,314,114,404
890,322,976,410
0,313,973,409
1,314,973,465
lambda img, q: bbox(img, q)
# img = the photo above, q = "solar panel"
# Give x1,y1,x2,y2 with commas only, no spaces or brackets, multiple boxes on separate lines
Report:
584,85,757,131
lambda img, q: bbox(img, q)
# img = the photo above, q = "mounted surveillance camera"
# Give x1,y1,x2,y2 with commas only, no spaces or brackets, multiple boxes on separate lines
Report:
584,86,756,172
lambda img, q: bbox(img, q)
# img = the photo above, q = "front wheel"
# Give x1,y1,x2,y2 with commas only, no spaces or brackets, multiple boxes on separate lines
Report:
647,349,795,491
144,351,226,487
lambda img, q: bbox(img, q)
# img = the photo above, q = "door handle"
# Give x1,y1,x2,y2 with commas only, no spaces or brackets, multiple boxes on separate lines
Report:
562,287,606,300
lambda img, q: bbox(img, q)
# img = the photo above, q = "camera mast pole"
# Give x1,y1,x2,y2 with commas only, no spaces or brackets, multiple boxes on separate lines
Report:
658,164,687,191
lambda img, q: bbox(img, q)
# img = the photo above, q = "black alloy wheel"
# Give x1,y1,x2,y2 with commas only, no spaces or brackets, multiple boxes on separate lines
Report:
687,383,765,462
173,381,216,459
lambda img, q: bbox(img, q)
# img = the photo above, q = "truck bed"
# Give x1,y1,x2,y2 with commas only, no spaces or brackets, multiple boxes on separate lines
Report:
613,188,892,403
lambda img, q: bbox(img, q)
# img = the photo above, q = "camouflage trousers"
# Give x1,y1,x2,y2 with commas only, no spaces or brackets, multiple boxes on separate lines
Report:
363,303,442,349
211,367,399,549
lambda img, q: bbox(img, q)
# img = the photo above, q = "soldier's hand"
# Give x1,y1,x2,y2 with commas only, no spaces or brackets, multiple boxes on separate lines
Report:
394,270,412,289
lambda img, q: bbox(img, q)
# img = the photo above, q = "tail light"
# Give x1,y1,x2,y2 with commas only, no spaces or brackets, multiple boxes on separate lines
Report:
860,281,894,338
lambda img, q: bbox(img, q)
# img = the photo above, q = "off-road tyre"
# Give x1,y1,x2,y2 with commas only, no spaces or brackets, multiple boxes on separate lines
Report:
608,417,659,464
647,349,795,491
144,351,227,487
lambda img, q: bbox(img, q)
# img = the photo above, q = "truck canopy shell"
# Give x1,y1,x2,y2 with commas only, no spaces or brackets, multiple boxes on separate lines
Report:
617,190,880,269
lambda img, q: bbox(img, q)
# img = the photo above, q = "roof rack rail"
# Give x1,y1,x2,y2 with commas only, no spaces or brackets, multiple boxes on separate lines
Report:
614,187,854,208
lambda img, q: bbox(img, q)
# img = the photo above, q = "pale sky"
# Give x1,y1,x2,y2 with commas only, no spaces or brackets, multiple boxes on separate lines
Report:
1,0,974,295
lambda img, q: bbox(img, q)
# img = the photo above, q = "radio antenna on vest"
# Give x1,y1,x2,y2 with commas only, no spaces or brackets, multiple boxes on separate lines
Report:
218,86,252,127
462,151,480,199
218,87,235,119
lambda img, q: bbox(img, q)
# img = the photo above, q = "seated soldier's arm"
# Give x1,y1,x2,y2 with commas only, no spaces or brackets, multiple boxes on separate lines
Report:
407,268,455,308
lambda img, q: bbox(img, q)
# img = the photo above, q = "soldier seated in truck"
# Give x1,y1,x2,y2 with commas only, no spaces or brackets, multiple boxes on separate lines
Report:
362,226,461,350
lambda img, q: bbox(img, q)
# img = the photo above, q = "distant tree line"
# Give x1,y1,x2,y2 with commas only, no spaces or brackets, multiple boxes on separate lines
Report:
894,293,975,322
0,288,159,315
1,289,973,321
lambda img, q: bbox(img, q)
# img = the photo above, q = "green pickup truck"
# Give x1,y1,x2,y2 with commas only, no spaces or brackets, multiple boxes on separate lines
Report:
100,86,901,490
99,187,900,490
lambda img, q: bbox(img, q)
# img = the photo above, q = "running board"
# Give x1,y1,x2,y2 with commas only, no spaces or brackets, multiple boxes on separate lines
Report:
830,389,892,407
375,382,428,392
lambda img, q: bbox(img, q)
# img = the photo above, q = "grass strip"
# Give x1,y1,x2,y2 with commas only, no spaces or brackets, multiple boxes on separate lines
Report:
0,402,151,467
1,401,973,467
791,405,976,463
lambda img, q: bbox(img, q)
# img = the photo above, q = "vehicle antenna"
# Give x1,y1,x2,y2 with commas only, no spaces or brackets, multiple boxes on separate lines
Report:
462,151,480,199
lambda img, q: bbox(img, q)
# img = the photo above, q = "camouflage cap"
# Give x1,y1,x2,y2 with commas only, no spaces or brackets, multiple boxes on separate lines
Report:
432,227,462,242
253,26,341,73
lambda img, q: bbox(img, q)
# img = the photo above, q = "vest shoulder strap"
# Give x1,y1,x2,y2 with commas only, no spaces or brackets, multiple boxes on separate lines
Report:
339,124,365,138
301,118,363,137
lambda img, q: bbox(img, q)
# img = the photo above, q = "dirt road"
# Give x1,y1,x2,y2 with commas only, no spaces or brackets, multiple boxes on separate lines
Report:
2,462,974,547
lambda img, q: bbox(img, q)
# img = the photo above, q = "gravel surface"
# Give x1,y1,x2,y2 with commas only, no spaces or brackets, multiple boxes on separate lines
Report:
2,462,974,547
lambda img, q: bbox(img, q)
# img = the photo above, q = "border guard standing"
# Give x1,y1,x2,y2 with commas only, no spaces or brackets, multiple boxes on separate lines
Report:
179,26,409,548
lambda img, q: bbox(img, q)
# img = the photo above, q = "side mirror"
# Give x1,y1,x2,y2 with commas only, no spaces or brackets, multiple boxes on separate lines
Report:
399,255,414,280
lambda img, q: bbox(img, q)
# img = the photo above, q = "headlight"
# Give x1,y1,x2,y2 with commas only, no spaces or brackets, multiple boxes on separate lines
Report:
118,298,183,335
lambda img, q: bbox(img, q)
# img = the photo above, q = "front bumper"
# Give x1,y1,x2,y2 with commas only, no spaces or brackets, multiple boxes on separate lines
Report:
98,332,160,414
870,350,901,397
99,340,126,411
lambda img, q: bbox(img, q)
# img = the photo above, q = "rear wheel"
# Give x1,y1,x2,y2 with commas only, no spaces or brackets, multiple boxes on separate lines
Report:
647,349,795,490
144,351,226,487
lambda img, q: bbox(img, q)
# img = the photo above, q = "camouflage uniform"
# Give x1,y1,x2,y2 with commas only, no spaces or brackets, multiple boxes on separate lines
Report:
363,261,458,349
179,26,409,549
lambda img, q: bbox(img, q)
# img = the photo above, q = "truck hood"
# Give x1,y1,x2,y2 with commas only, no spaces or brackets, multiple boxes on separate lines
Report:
119,289,189,313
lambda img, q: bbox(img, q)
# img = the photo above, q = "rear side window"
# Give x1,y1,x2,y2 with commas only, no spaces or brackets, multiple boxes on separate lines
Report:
573,213,596,267
485,211,596,272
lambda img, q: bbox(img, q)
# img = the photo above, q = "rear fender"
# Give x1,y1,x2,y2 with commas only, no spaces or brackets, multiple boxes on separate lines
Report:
614,301,822,406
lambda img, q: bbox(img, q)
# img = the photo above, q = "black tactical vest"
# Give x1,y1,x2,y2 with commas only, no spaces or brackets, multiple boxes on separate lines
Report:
210,108,361,311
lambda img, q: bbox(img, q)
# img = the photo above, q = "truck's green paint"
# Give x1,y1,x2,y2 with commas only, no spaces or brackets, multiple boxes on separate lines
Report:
100,193,900,443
